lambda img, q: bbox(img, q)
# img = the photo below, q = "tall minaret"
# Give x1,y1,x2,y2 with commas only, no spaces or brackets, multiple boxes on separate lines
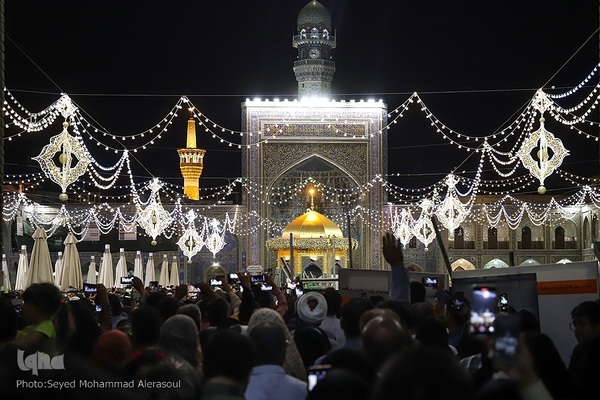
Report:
292,0,336,98
177,110,206,200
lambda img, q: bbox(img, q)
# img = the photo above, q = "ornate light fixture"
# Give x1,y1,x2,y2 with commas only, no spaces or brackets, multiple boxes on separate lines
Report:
391,208,414,248
435,174,468,232
136,179,173,245
204,217,226,258
517,89,569,194
413,198,436,251
32,95,91,202
176,210,205,260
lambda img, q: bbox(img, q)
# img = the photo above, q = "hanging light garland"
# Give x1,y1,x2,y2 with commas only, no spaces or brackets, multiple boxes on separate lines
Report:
204,217,227,257
176,210,205,260
32,95,91,202
391,208,414,248
136,178,173,245
517,90,569,194
435,174,469,232
413,198,436,251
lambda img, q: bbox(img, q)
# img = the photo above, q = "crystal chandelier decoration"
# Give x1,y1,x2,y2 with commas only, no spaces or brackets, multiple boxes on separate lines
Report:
517,89,569,194
413,198,436,251
176,210,205,260
32,94,91,202
391,208,414,248
204,217,226,258
435,174,468,232
136,179,173,245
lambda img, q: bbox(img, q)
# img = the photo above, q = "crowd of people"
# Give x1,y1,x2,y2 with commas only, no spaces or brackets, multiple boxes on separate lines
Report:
0,232,599,400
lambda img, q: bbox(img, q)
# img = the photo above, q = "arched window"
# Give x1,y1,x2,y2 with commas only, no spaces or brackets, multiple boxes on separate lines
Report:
522,226,532,249
487,227,498,249
409,236,417,248
454,227,464,249
304,263,322,278
554,226,565,249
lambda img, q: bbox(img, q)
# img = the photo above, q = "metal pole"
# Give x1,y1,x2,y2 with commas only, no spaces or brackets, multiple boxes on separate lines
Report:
347,214,353,268
289,233,294,277
431,215,452,280
0,0,5,257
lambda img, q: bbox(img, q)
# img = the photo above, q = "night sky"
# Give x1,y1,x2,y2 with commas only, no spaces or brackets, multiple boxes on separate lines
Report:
4,1,599,201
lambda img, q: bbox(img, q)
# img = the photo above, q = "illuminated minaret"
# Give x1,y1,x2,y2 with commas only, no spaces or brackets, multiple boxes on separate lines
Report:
178,109,206,200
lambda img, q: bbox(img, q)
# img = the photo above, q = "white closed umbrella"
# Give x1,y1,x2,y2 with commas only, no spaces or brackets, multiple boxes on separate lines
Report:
169,255,179,286
144,252,156,288
25,227,53,287
114,248,127,289
1,254,11,292
133,251,144,281
54,252,63,286
97,244,114,288
158,254,169,287
15,245,28,291
87,255,97,284
58,233,83,290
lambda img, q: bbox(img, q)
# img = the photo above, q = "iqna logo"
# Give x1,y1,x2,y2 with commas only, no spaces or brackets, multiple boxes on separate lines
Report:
17,349,65,376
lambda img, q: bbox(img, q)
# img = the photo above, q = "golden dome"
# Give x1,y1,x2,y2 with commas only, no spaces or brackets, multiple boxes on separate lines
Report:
282,209,343,239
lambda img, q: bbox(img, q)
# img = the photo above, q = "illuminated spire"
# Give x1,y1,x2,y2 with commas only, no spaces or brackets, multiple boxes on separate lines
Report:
178,109,206,200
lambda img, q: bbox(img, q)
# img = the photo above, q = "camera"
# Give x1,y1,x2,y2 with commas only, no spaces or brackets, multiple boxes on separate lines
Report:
149,281,159,291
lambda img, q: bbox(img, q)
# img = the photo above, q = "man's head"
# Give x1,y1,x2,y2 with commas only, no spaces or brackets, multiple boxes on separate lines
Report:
296,292,328,326
203,330,256,389
207,297,229,327
248,321,287,366
131,305,163,349
340,298,373,339
360,313,411,371
323,288,342,317
571,301,600,343
21,283,62,323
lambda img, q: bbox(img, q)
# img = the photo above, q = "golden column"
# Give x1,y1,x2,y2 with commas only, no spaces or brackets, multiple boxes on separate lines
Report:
177,109,206,200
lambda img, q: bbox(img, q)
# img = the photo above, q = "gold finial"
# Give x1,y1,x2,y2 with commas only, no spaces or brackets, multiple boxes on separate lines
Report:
309,188,315,210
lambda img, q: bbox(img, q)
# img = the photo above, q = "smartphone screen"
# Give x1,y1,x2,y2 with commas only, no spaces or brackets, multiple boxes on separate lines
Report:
149,281,159,290
188,285,201,293
493,314,519,367
228,273,241,285
84,283,97,293
498,293,509,311
260,284,273,291
250,274,266,284
307,365,331,391
210,278,223,287
121,276,133,285
95,304,103,313
421,276,438,287
470,286,497,335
